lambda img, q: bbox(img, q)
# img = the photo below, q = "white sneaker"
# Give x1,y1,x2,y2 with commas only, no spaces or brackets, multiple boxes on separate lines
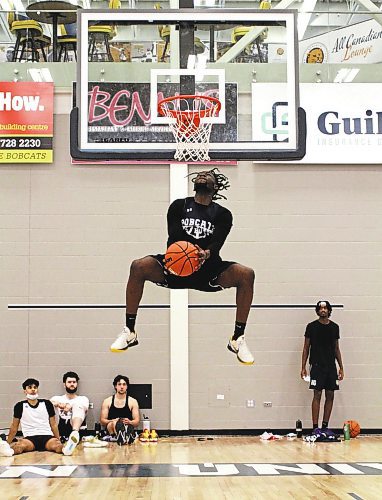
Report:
62,430,80,456
110,327,139,352
0,438,14,457
227,336,254,365
83,437,108,448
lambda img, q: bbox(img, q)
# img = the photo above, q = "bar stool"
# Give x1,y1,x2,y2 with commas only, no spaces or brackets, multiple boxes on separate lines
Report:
8,7,50,62
88,0,121,62
58,23,77,61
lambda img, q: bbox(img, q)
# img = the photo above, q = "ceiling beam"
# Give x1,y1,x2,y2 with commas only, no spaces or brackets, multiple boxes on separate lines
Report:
218,0,296,63
353,0,382,26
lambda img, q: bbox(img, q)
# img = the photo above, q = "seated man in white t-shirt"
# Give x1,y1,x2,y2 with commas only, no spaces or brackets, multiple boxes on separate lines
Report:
51,371,89,456
0,378,63,457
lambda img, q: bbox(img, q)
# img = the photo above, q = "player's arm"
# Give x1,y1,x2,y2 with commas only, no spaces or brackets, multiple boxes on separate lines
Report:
301,337,310,379
7,417,20,444
335,340,344,380
100,397,116,427
121,398,140,427
207,209,233,256
51,401,62,409
196,210,233,264
130,398,140,427
49,416,60,440
167,199,185,243
51,396,72,412
46,400,60,439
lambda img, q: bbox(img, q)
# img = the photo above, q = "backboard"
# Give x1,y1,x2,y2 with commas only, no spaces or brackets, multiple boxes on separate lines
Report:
70,8,306,162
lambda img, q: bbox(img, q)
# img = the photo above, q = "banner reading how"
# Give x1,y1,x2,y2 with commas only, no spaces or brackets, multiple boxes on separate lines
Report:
0,82,54,163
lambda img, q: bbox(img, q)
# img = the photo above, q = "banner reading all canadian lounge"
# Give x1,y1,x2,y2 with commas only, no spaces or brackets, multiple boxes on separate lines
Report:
0,82,53,163
300,18,382,64
252,83,382,164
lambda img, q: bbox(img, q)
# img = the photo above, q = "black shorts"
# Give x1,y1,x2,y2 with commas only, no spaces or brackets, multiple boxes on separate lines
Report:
58,418,87,441
152,254,235,292
309,364,339,391
24,434,54,451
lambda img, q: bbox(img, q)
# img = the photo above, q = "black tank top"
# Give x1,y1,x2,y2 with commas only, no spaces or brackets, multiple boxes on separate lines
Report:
107,395,133,420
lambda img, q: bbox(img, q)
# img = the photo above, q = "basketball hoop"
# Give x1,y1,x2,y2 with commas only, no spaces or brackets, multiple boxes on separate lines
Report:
158,94,221,162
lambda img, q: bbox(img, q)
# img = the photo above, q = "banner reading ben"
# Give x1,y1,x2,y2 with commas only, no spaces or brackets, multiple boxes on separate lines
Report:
73,82,237,145
0,82,53,163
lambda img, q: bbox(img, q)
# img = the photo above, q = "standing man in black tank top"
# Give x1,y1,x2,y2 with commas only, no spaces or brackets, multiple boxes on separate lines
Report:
100,375,140,445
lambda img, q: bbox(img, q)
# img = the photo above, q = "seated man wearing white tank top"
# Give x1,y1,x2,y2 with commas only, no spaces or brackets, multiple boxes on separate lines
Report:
100,375,140,446
51,371,89,456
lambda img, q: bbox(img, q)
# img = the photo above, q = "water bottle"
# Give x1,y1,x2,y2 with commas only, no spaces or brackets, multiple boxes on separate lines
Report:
142,414,150,432
343,422,350,441
94,422,101,437
296,419,303,438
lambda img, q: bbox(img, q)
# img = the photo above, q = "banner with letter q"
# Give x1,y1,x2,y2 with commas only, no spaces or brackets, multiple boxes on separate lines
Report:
0,82,53,163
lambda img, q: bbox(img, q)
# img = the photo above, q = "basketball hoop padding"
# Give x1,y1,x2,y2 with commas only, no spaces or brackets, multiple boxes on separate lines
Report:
158,95,221,162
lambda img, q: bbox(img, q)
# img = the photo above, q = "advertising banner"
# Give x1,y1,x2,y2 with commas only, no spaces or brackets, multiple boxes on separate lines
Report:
252,83,382,164
74,82,238,145
0,82,53,163
300,19,382,64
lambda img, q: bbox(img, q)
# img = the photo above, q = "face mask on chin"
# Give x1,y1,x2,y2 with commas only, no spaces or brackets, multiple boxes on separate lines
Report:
26,394,39,400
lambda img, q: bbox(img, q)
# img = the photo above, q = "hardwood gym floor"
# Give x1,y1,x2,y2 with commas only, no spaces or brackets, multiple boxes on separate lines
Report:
1,435,381,499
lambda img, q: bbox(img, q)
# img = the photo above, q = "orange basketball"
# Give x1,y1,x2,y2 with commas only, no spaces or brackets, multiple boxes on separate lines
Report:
344,420,361,438
164,241,199,277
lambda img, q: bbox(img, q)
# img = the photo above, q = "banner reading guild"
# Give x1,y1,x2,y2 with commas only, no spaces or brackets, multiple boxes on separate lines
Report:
0,82,53,163
252,82,382,164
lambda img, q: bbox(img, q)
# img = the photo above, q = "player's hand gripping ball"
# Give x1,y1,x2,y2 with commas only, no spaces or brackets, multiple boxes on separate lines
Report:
164,241,200,277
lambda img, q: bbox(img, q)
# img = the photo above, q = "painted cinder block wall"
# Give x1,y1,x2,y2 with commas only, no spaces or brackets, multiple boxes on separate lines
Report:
0,106,381,431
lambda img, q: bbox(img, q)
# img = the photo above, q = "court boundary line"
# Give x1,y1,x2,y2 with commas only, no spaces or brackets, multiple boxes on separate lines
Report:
8,304,344,310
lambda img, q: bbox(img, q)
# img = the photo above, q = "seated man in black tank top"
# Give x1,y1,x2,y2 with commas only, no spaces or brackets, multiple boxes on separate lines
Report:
100,375,140,445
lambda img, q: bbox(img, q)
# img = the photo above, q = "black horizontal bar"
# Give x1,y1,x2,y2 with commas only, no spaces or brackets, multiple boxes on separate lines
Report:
8,304,344,310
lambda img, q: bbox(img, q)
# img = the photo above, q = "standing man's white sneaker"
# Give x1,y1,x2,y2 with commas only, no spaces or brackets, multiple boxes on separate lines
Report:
227,336,254,365
0,438,14,457
62,430,80,456
110,327,139,352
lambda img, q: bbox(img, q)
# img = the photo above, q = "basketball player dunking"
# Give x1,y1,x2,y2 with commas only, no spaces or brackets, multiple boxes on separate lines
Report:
110,169,255,365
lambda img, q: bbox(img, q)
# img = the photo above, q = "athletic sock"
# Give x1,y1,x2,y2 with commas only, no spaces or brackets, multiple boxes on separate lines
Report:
232,321,246,341
322,421,328,429
313,423,319,430
125,313,137,332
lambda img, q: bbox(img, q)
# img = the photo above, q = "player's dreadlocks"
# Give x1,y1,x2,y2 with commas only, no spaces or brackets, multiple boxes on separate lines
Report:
189,168,230,200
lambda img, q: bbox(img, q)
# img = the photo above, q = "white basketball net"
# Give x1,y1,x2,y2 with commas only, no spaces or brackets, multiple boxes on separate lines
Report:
158,95,221,162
